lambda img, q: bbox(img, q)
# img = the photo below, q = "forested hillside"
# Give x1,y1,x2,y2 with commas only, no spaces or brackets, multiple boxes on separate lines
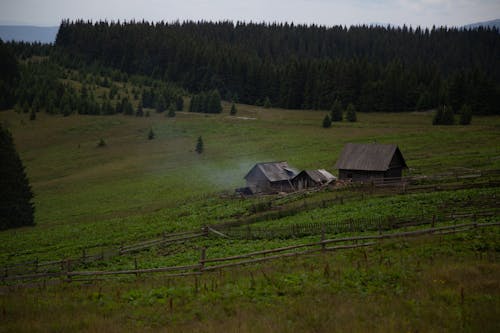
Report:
55,20,500,114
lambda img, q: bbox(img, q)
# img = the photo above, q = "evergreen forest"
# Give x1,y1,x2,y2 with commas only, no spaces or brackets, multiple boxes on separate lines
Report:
54,20,500,114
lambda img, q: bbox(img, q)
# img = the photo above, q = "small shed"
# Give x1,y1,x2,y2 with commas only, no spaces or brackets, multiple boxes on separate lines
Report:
293,169,336,190
244,161,298,194
334,143,407,181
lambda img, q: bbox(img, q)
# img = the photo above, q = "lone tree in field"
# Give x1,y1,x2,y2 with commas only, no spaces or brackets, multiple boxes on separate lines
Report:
0,124,34,230
346,103,357,122
459,104,472,125
97,138,107,147
195,136,204,154
330,99,343,122
230,102,237,115
322,114,332,128
148,128,155,140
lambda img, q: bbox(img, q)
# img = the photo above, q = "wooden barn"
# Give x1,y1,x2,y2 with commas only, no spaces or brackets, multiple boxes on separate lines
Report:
244,162,298,194
293,169,336,190
334,143,407,181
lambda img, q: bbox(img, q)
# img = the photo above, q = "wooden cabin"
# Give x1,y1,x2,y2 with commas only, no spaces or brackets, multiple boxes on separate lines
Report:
293,169,336,190
244,162,298,194
334,143,407,182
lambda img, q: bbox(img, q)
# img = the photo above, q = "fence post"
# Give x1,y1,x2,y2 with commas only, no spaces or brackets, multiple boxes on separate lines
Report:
134,258,138,277
199,247,206,272
34,257,38,273
321,224,326,252
203,226,209,237
82,248,87,263
66,259,72,283
432,215,436,228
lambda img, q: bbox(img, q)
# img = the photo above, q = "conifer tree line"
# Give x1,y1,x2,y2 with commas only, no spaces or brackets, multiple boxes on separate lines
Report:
55,20,500,114
0,40,185,117
189,90,222,113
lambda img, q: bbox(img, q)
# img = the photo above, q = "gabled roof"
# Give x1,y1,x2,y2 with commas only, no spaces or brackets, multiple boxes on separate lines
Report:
295,169,336,183
244,161,298,182
334,143,407,171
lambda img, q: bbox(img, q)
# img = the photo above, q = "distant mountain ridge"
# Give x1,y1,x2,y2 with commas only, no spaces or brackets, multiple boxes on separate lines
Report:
0,25,58,43
463,19,500,30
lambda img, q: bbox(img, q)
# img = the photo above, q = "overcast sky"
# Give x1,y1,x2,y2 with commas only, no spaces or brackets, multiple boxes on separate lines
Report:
0,0,498,27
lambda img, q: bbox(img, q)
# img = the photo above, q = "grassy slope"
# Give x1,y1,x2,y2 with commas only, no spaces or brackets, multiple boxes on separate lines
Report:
1,101,500,331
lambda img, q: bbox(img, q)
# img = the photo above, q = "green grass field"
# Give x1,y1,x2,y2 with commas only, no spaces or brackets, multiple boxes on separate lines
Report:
1,97,500,331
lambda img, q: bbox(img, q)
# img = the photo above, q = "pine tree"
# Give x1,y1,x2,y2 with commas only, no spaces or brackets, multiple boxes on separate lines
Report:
167,104,176,117
195,136,204,154
442,105,454,125
330,99,343,121
459,104,472,125
136,101,144,117
345,103,357,122
230,103,237,115
155,95,166,113
148,128,155,140
208,90,222,113
175,95,184,111
122,97,134,115
432,106,443,125
263,97,271,108
322,114,332,128
0,124,34,229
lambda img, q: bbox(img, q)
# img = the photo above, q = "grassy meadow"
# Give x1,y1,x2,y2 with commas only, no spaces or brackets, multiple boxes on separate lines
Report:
1,95,500,331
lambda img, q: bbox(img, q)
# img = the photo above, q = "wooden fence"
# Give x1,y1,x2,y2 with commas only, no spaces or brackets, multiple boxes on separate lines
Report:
216,209,498,239
1,229,206,277
2,221,499,286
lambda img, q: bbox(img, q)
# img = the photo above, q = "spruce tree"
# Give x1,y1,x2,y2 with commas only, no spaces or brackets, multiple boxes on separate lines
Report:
330,99,343,121
195,136,204,154
136,102,144,117
0,124,34,230
155,95,166,113
97,138,106,147
459,104,472,125
345,103,357,122
322,114,332,128
148,128,155,140
167,104,176,117
441,105,454,125
175,95,184,111
208,90,222,113
230,103,237,115
29,109,36,121
432,106,443,125
263,97,271,108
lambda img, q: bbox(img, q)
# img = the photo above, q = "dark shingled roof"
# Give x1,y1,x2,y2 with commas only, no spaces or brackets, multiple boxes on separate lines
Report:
244,161,299,182
334,143,407,171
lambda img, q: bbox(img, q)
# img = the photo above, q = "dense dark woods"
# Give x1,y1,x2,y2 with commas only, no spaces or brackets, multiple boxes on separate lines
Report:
0,124,34,230
55,20,500,114
0,40,19,109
